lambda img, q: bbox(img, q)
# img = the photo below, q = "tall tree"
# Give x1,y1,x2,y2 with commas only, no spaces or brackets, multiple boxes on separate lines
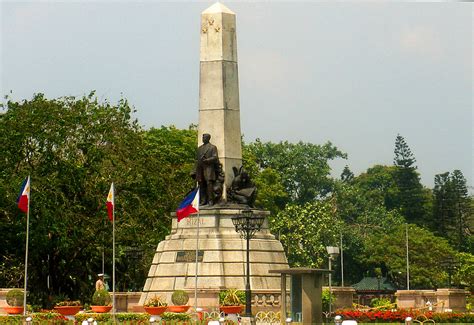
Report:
392,134,430,225
333,179,406,285
393,134,416,168
353,165,399,210
433,172,452,236
433,170,472,252
245,139,346,205
0,94,197,306
269,200,342,268
242,144,288,216
363,224,457,289
340,165,354,183
0,93,143,304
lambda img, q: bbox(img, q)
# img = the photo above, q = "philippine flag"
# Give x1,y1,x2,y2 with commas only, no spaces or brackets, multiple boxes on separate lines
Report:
176,188,199,222
17,176,30,213
106,183,114,221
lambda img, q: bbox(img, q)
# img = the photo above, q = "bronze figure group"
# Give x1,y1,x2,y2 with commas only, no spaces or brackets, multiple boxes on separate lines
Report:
191,133,256,207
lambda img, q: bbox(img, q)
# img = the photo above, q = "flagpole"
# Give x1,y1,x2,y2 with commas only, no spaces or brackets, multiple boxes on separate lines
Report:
23,176,30,316
194,186,200,312
406,223,410,290
112,183,116,322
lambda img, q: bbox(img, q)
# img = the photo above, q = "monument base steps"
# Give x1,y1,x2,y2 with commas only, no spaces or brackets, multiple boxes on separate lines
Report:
140,208,289,310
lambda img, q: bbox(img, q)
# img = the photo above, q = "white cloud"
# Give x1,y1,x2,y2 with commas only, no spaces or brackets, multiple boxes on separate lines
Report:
399,25,443,61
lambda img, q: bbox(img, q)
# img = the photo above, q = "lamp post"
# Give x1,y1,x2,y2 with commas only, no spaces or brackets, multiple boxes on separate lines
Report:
231,209,265,319
326,246,340,317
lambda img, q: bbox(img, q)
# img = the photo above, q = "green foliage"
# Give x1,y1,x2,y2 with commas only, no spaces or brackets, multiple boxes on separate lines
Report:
338,161,437,286
433,170,472,252
392,134,430,225
161,312,192,321
0,312,67,324
0,94,198,306
321,289,335,312
31,311,65,321
0,93,142,304
6,289,24,306
270,200,342,267
244,139,346,205
370,297,392,309
466,294,474,312
219,289,245,306
55,299,81,307
91,289,111,306
352,165,400,210
431,312,474,323
453,252,474,291
340,165,354,183
171,290,189,306
393,134,416,168
75,312,150,322
144,295,168,307
1,91,472,306
362,224,457,288
0,315,23,324
75,312,112,322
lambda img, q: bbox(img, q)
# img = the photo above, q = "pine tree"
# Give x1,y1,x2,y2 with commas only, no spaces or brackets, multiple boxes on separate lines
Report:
433,170,472,252
451,170,471,251
433,172,453,236
341,165,354,183
392,134,428,224
394,134,416,168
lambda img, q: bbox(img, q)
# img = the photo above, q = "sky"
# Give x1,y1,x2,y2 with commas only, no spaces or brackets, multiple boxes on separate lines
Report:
1,1,472,189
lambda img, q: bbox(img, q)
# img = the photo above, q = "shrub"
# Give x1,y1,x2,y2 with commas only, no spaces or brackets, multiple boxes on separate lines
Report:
0,315,22,323
6,289,24,306
55,299,81,307
0,312,68,324
116,313,150,322
322,289,335,312
161,312,191,321
144,295,168,307
75,312,150,322
31,312,67,322
370,297,393,310
75,312,112,323
219,289,245,306
91,289,111,306
171,290,189,306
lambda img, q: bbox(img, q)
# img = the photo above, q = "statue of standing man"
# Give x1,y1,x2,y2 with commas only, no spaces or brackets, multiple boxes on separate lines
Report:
191,133,219,206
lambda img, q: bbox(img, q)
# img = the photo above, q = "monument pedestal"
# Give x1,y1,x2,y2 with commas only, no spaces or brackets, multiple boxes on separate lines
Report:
140,208,289,308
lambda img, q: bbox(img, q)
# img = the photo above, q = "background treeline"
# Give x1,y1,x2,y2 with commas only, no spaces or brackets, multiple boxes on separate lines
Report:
0,94,472,308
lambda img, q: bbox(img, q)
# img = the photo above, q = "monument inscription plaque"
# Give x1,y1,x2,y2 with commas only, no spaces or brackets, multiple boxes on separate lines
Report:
176,250,204,263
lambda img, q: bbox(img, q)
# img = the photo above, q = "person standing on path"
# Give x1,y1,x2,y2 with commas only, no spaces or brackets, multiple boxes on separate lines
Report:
95,273,105,291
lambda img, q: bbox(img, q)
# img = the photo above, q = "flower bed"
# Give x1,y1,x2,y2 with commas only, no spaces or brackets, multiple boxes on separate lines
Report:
336,308,474,323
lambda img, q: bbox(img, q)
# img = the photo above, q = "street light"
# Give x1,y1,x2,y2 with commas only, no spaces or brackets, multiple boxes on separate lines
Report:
326,246,340,317
231,209,265,319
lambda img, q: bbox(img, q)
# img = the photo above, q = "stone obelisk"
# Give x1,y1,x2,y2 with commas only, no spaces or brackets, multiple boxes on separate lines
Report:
139,2,288,311
198,2,241,200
